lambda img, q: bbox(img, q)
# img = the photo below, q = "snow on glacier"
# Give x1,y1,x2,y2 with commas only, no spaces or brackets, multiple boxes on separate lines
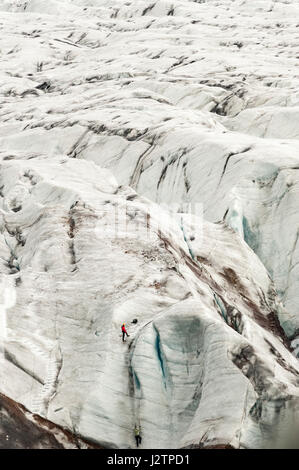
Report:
0,0,299,448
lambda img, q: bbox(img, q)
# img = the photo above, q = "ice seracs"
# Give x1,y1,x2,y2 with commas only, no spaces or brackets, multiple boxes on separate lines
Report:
0,157,297,448
0,0,299,449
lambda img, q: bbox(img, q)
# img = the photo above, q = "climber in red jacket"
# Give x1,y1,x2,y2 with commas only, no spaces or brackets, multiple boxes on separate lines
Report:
121,323,129,342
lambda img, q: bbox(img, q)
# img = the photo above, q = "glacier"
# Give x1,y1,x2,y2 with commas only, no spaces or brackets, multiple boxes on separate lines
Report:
0,0,298,449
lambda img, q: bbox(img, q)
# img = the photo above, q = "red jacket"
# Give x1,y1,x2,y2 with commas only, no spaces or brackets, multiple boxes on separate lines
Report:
122,325,127,333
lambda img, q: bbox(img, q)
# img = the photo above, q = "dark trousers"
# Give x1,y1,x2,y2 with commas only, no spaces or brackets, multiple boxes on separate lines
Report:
135,435,142,447
122,331,128,342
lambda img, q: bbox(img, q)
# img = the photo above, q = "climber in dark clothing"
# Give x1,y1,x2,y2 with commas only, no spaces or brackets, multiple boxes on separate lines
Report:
122,323,129,342
134,425,142,447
